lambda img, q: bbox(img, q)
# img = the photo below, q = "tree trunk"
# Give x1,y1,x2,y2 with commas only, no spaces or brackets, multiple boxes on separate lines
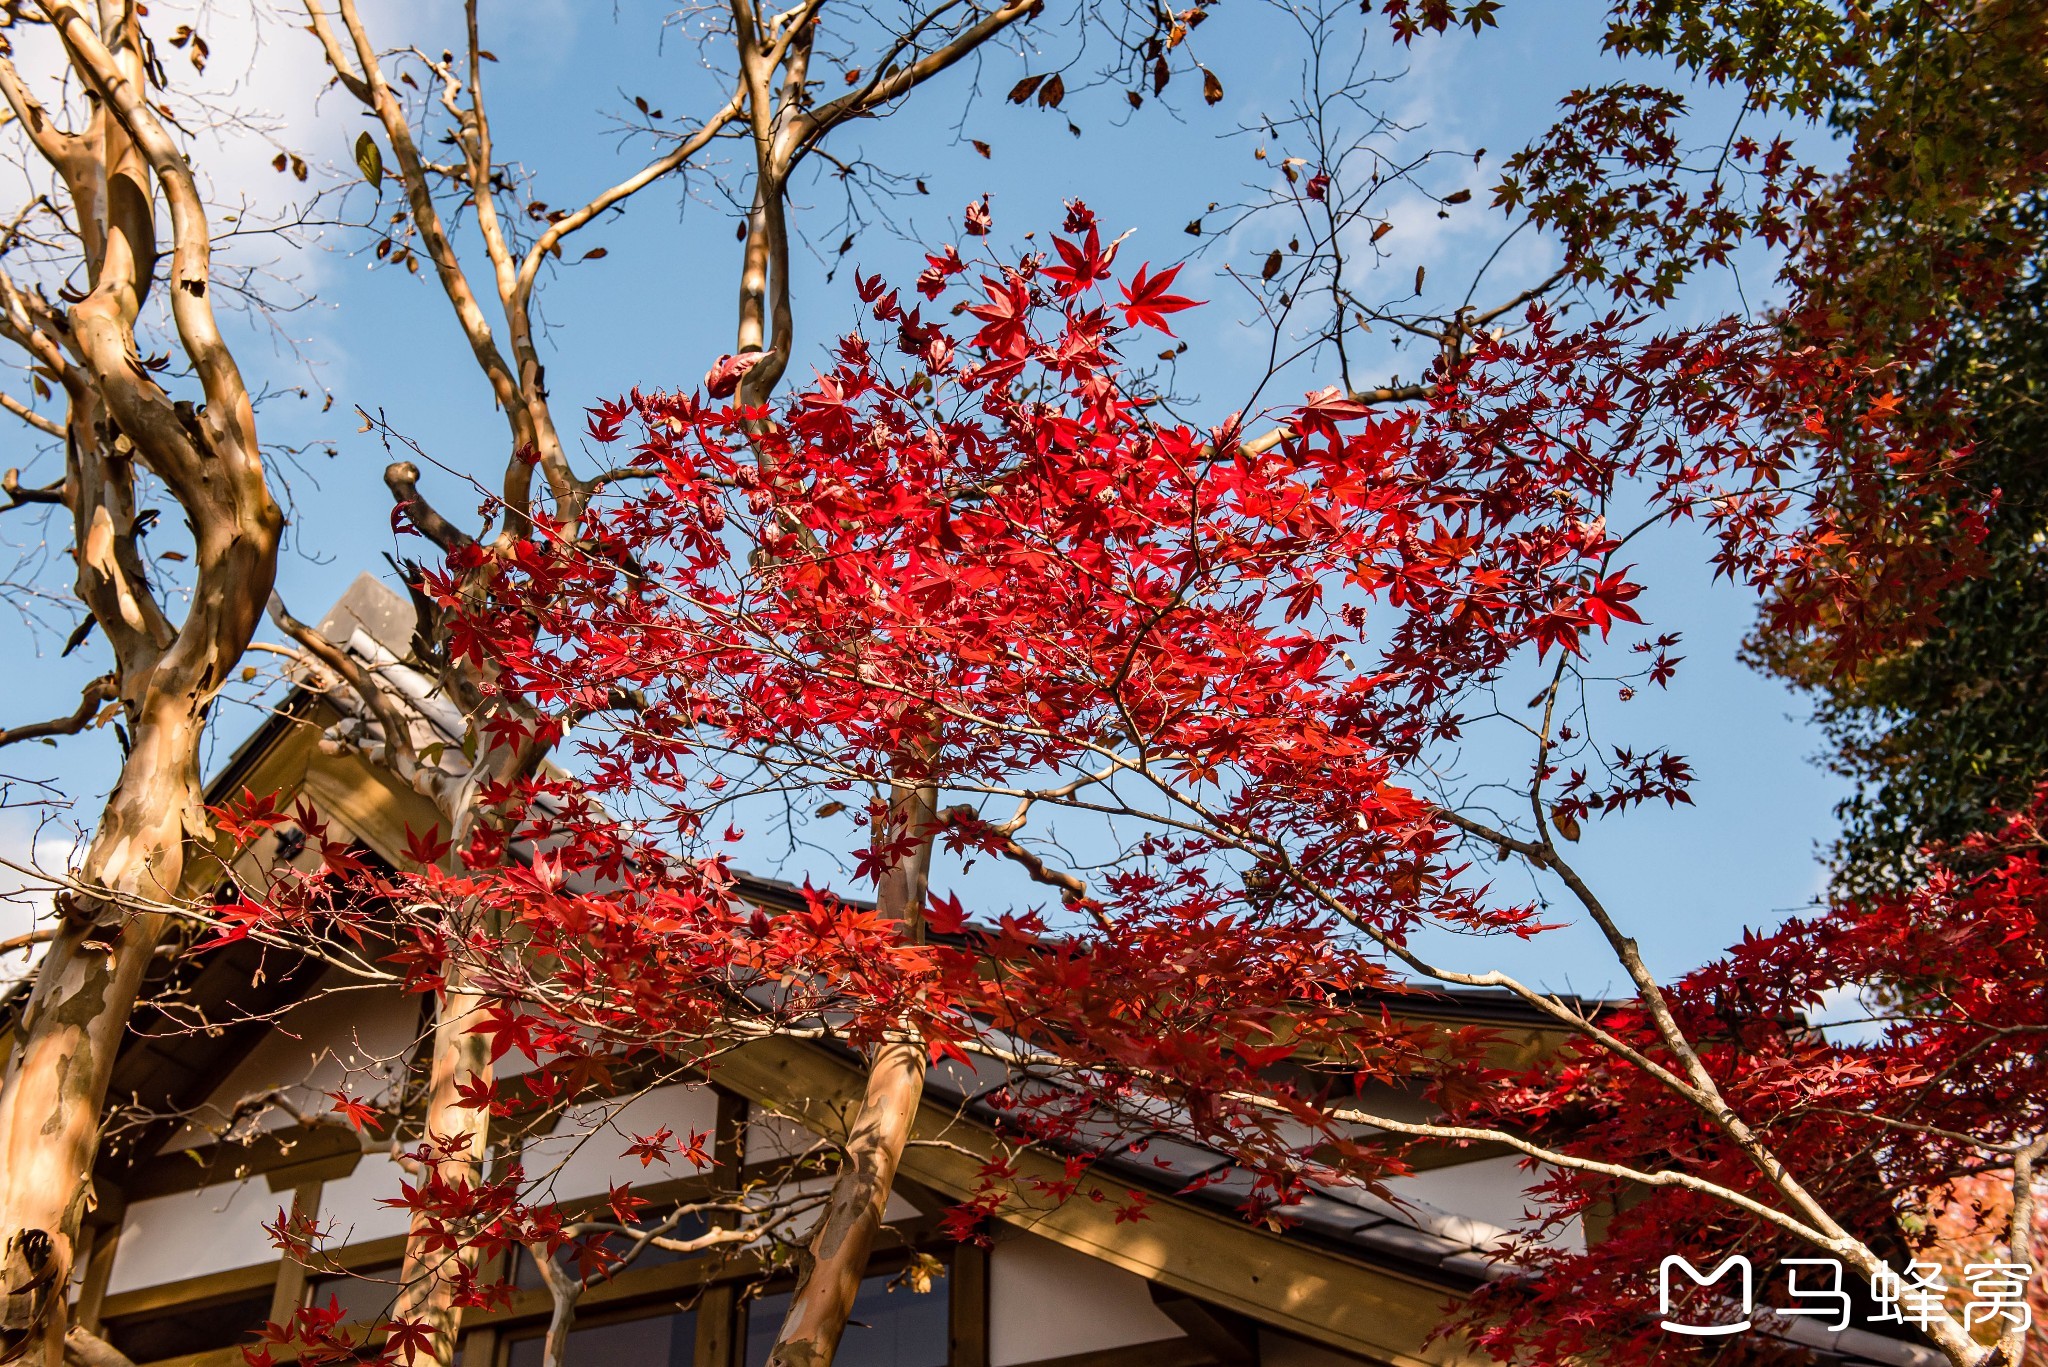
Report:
527,1243,581,1367
0,8,281,1360
762,777,935,1367
0,703,204,1366
390,969,494,1365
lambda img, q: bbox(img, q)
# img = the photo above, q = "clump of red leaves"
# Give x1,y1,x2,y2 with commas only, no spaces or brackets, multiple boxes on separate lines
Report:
217,198,1981,1362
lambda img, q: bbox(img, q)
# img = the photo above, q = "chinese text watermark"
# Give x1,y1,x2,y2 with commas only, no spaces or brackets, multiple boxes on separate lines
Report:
1658,1255,2033,1336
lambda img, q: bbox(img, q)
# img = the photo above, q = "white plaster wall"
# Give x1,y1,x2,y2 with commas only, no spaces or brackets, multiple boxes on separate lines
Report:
317,1150,417,1247
519,1083,721,1201
743,1108,814,1165
1385,1154,1584,1252
988,1233,1184,1366
107,1181,283,1295
160,973,420,1152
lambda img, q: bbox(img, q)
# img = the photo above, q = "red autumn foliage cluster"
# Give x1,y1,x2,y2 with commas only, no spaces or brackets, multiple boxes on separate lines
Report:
210,186,2042,1367
1449,792,2048,1363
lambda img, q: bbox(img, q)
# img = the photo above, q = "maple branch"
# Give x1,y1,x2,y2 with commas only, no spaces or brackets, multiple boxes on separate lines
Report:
1534,846,1855,1240
1803,1107,2028,1152
42,0,256,465
1468,265,1571,328
0,256,82,386
948,736,1849,1251
0,854,401,984
1301,1100,1835,1248
731,0,801,405
0,673,113,749
2000,1135,2045,1366
797,0,1036,142
950,1030,1836,1248
1414,804,1836,1181
1423,647,1862,1260
512,93,745,317
454,3,519,311
0,51,86,179
938,804,1100,917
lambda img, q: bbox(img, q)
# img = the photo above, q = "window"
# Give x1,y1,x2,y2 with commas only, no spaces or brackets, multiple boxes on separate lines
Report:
102,1288,274,1364
505,1306,697,1367
744,1272,948,1367
305,1266,403,1329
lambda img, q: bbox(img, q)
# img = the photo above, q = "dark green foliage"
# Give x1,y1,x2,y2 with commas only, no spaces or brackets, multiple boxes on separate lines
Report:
1785,211,2048,895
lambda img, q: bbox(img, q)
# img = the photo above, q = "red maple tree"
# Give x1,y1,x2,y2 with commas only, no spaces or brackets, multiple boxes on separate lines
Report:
204,186,2048,1367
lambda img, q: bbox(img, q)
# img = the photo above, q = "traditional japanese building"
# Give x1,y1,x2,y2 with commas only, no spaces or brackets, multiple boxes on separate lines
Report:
0,578,1936,1367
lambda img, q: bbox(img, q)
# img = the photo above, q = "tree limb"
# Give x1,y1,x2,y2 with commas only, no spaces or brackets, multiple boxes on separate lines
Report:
384,460,476,554
0,392,62,439
2,466,65,507
63,1326,137,1367
267,592,417,772
0,673,114,749
0,928,55,957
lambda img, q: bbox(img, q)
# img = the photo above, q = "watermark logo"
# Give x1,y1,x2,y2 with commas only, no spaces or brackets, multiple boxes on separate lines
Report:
1658,1256,2032,1336
1660,1255,1752,1335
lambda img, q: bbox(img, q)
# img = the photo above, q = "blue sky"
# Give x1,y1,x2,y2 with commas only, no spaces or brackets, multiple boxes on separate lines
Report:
0,0,1851,994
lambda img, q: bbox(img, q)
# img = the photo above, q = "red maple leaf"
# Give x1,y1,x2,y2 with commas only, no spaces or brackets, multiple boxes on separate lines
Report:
452,1073,497,1111
966,274,1033,359
1117,262,1199,335
1042,225,1119,298
625,1125,674,1166
471,1007,538,1063
381,1316,437,1366
327,1090,383,1134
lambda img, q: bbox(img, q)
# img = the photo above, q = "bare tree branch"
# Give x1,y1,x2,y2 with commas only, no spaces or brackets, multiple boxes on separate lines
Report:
1,466,65,507
267,592,417,772
383,459,476,554
0,674,112,750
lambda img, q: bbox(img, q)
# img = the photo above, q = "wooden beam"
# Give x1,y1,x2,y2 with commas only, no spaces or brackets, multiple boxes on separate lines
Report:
73,1220,121,1333
298,746,448,871
693,1087,749,1367
707,1037,1487,1367
1004,1338,1217,1367
692,1288,738,1367
459,1326,499,1367
1150,1286,1258,1366
127,1124,364,1201
98,1262,282,1323
117,1221,958,1367
948,1240,989,1367
266,1182,322,1327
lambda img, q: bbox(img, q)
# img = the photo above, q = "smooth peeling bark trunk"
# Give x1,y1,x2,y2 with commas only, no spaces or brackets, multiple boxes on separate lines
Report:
763,778,935,1367
0,703,204,1366
386,734,535,1367
525,1240,581,1367
535,1287,577,1367
762,1036,928,1367
390,968,494,1367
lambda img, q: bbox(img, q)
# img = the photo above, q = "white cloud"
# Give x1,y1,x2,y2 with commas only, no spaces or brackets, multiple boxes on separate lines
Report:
0,804,85,993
